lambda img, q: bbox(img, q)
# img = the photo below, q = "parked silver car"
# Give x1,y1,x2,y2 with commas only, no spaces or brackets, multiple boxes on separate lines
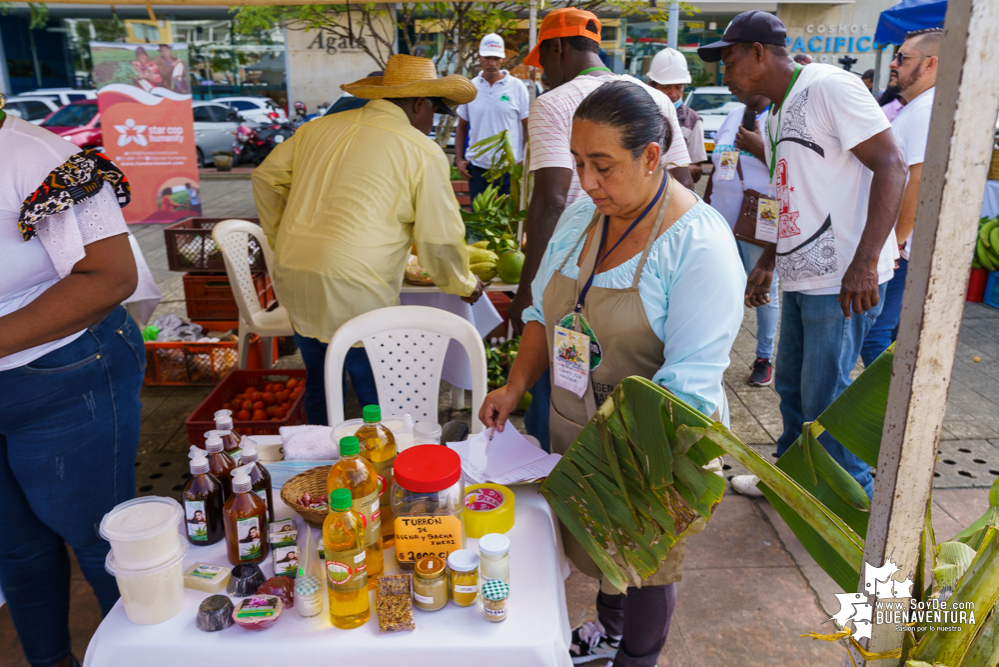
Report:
5,95,62,124
192,101,241,166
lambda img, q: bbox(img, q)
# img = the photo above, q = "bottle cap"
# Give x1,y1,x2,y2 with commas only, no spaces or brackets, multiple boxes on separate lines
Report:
214,409,234,430
482,579,510,601
447,549,479,573
394,445,461,492
403,413,414,429
339,436,360,457
205,434,224,453
189,445,210,475
478,533,511,558
415,555,446,578
240,437,259,463
362,405,381,422
231,464,254,494
414,421,442,440
330,488,352,511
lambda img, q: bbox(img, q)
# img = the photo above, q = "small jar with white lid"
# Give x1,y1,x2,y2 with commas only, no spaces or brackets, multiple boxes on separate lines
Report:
447,549,479,607
478,533,510,584
414,421,442,445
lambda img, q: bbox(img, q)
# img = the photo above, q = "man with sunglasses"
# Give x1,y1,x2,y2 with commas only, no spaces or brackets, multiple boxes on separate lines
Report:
861,28,941,367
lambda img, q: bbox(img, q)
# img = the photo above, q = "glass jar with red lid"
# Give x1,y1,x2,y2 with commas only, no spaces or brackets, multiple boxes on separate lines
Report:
390,445,465,571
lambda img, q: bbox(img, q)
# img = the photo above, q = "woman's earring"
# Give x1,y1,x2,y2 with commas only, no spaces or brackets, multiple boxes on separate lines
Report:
648,170,653,175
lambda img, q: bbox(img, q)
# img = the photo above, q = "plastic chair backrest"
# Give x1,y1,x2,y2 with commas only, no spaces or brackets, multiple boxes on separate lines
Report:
212,219,276,324
325,306,487,433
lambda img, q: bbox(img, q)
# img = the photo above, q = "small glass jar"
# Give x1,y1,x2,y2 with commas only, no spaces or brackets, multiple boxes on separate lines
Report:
478,533,510,584
294,574,323,618
391,445,465,570
447,549,479,607
414,421,442,445
413,555,449,611
482,579,509,622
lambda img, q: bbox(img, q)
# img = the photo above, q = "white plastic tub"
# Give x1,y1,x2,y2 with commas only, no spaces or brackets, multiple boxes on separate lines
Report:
106,542,189,625
99,497,184,570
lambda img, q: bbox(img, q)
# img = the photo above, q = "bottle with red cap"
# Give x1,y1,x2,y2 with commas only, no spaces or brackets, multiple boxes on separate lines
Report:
389,445,465,571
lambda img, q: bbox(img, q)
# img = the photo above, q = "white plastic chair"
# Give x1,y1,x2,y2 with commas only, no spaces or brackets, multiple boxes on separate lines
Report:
324,306,488,433
212,219,295,369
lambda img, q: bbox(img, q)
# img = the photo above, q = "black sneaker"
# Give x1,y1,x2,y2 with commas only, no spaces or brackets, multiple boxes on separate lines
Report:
749,358,773,386
570,621,621,664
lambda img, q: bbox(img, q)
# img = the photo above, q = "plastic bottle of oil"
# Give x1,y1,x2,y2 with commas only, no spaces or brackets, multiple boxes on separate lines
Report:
324,487,370,629
327,436,383,577
214,409,243,463
238,438,274,523
354,405,397,544
205,433,237,500
182,446,225,546
223,464,269,566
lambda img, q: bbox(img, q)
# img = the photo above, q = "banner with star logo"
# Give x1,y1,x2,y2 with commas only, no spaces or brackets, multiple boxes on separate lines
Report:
91,42,201,223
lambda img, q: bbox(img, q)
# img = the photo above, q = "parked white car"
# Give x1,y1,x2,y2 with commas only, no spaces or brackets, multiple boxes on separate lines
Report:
192,101,241,166
22,88,97,106
4,95,62,124
684,86,740,155
211,96,286,124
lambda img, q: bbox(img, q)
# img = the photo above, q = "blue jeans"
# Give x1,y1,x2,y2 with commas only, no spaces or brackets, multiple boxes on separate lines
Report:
861,258,907,367
294,333,379,426
524,368,551,453
0,306,144,667
738,241,780,360
774,286,887,498
469,165,511,203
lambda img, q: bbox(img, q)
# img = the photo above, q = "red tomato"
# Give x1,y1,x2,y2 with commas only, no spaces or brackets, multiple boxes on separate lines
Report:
221,402,233,411
252,409,268,421
242,400,254,411
251,392,264,402
275,406,287,419
272,383,286,392
276,390,290,403
236,409,251,421
266,405,277,417
286,378,299,390
252,401,265,411
263,392,276,406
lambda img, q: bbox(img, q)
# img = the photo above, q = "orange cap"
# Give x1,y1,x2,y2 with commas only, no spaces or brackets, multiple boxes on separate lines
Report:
523,8,602,69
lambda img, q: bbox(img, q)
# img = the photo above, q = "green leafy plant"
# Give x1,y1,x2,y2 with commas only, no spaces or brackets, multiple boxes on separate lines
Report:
485,337,519,391
468,130,525,205
243,543,263,560
462,184,523,256
192,526,208,540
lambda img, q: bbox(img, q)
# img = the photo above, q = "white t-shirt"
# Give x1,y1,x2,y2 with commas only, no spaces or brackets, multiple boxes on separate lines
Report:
891,87,933,261
708,105,771,228
763,64,897,294
528,72,691,206
0,116,125,370
457,71,531,169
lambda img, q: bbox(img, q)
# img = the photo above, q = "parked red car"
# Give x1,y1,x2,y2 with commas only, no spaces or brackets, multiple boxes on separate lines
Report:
41,100,102,149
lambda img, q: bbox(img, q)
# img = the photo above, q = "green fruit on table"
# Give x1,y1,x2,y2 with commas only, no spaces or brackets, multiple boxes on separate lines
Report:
518,391,533,412
497,250,525,284
471,262,498,282
468,246,499,266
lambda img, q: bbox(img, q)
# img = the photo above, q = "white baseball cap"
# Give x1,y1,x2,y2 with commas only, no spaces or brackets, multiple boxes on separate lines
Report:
648,47,691,85
479,33,506,58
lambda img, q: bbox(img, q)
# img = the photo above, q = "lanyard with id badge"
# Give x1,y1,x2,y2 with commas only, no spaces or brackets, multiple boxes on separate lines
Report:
552,174,669,399
758,64,803,245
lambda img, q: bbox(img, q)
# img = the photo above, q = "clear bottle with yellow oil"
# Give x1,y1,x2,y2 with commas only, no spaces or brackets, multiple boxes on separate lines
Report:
324,488,370,629
327,436,383,578
354,405,397,544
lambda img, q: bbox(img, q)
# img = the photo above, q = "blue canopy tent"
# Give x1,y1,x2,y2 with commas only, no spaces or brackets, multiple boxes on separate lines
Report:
875,0,947,45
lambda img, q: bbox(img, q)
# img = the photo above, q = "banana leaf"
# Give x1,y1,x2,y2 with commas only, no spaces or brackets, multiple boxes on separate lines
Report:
960,609,999,667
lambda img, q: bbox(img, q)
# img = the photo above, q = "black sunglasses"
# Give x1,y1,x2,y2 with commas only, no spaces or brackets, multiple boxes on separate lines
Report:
891,50,929,65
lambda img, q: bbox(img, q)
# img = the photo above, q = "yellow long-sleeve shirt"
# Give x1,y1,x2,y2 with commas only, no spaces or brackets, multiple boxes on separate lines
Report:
252,99,477,343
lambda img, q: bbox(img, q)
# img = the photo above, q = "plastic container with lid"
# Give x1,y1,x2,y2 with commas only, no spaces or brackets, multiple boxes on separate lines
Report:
100,496,184,570
413,421,442,445
447,549,479,607
482,579,509,622
478,533,511,584
390,445,464,570
106,541,189,625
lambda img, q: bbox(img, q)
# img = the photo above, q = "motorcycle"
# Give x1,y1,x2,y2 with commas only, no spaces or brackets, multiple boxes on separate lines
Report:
231,112,295,166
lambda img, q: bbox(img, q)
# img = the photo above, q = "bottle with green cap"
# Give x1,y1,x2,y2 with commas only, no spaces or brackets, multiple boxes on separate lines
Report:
327,436,383,577
323,487,370,629
354,405,397,543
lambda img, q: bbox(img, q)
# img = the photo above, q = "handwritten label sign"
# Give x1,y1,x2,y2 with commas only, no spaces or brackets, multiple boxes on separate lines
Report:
394,515,463,565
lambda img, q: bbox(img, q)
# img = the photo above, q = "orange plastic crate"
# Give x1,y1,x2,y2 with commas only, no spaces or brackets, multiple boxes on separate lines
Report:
183,272,275,321
164,217,265,273
143,336,269,386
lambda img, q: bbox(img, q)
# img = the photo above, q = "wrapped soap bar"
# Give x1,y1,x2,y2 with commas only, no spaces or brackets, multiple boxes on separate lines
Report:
232,596,284,631
257,576,295,608
184,562,231,593
227,563,267,597
269,519,299,579
268,518,298,546
196,595,235,632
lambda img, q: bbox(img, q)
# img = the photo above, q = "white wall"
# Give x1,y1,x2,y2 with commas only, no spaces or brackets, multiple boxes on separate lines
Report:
284,9,394,113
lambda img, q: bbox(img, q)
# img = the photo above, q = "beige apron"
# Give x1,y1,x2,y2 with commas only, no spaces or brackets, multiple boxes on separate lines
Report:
543,176,688,591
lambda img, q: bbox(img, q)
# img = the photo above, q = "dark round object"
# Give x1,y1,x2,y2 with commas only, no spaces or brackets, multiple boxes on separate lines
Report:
196,595,235,632
227,563,267,597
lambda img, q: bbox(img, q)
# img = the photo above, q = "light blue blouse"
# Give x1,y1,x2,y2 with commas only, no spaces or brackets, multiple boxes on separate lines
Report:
523,196,746,418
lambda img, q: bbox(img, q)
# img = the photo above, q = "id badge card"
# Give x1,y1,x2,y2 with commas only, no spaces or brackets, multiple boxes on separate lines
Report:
717,151,739,181
755,196,779,244
553,313,602,399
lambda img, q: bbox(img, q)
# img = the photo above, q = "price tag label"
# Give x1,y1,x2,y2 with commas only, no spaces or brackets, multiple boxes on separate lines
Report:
394,515,463,565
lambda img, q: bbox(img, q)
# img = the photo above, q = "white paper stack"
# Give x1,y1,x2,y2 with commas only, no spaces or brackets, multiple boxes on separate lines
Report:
446,427,561,485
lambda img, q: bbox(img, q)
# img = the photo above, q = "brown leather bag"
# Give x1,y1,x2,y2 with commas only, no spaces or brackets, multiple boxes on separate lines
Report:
731,157,769,248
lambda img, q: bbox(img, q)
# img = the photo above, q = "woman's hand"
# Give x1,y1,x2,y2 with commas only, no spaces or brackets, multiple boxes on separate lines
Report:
479,384,525,433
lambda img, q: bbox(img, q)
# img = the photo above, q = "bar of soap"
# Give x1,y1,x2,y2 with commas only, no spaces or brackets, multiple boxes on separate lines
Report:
184,562,231,593
227,563,267,597
196,595,235,632
232,595,284,631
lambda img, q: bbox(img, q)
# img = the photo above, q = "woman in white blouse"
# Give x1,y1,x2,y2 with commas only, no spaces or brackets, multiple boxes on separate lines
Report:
0,102,144,667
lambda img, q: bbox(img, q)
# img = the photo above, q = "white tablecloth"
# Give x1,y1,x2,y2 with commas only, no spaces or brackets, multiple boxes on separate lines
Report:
84,485,571,667
982,180,999,219
398,292,503,391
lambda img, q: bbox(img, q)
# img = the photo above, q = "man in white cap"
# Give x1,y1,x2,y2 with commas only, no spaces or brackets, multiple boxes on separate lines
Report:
648,47,707,182
455,33,530,200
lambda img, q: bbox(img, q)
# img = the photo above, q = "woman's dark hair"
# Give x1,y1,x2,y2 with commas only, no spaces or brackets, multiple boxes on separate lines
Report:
573,80,673,163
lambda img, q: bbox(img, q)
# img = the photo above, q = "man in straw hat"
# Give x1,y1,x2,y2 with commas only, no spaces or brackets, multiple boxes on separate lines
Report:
252,54,484,426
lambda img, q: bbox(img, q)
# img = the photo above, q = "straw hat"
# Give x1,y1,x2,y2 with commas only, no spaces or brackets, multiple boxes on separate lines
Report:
341,54,477,110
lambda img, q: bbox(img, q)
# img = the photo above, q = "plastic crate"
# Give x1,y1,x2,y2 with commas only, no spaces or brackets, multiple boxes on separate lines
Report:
164,217,265,274
144,336,272,386
183,272,275,321
984,271,999,310
185,369,308,445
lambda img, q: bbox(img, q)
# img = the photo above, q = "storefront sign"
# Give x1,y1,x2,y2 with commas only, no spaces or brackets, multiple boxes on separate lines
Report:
90,41,201,223
307,30,365,55
787,23,874,54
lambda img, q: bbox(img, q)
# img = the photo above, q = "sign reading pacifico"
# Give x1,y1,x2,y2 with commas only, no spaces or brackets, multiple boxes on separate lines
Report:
787,23,875,55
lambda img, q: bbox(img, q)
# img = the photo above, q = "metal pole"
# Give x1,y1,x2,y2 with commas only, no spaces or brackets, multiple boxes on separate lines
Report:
872,45,882,98
855,0,999,664
667,1,679,50
528,0,538,104
0,19,12,95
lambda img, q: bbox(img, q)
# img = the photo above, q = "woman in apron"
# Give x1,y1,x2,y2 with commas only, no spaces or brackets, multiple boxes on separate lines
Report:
480,81,745,666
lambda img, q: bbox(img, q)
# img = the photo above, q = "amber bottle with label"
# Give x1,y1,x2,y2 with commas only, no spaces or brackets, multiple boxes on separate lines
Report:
214,409,243,463
239,438,274,523
205,433,236,500
223,464,269,566
182,446,225,546
327,436,383,577
354,405,397,543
